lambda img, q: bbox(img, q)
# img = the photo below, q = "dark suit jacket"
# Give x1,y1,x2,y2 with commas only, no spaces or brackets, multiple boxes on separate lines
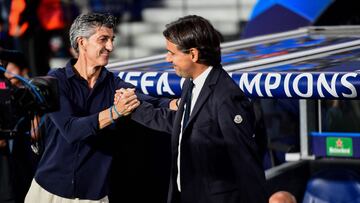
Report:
131,66,268,203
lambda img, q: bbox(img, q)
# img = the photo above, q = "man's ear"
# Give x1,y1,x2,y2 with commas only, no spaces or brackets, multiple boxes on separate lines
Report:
78,37,86,51
189,48,199,62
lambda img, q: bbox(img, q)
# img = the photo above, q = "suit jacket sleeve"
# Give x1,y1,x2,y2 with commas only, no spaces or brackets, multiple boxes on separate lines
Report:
131,101,176,134
136,92,171,108
217,94,268,202
114,76,171,108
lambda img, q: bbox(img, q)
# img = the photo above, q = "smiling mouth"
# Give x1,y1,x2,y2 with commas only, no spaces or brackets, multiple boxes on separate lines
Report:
100,50,110,56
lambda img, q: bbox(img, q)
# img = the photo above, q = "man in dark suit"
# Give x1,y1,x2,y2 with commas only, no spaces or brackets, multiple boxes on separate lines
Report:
120,15,268,203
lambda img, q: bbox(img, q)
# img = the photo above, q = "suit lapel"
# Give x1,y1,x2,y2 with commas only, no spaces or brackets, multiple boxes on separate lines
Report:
184,66,222,132
172,79,191,148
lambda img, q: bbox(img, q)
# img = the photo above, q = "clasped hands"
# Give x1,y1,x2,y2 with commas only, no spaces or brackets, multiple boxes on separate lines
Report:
113,88,140,117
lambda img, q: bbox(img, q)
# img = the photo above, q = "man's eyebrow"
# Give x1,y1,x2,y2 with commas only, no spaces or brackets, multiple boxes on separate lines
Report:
98,35,115,39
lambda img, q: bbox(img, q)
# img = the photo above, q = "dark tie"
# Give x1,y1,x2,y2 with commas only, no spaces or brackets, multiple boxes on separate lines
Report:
183,80,194,131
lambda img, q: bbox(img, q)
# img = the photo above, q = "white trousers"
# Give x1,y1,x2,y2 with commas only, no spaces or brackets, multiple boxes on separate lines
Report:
25,179,109,203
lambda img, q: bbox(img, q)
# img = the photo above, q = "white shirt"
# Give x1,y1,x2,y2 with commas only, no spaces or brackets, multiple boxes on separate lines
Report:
177,66,213,191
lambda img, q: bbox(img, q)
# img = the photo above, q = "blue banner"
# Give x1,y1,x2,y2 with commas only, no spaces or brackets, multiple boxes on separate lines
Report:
117,71,360,99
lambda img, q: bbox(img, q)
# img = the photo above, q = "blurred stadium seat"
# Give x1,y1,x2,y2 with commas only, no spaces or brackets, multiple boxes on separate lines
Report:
303,168,360,203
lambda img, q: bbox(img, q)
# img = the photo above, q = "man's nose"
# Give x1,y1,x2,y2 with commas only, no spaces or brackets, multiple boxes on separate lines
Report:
106,40,113,52
166,53,172,62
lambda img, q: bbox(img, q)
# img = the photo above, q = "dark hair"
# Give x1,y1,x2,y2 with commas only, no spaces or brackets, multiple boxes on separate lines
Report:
0,49,28,70
69,13,117,53
163,15,222,67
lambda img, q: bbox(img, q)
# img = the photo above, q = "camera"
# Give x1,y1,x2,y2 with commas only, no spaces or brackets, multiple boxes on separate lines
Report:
0,75,59,139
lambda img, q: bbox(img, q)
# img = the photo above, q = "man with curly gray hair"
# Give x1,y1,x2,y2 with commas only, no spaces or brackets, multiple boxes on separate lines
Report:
25,13,171,203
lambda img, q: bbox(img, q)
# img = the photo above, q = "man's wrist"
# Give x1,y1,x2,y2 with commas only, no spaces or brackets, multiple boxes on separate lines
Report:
113,105,122,118
109,106,115,124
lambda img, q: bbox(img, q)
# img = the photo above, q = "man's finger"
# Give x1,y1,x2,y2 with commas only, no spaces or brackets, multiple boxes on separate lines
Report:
124,95,137,103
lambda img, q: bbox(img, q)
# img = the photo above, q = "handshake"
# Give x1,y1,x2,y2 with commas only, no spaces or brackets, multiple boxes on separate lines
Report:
113,88,140,117
111,88,179,120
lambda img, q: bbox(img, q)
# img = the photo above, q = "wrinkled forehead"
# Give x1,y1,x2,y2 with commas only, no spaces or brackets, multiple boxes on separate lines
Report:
89,26,115,38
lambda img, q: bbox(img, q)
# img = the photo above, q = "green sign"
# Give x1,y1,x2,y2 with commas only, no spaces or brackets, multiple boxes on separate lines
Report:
326,137,353,157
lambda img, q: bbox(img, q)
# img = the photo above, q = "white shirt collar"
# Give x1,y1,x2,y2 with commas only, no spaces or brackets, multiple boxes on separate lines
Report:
192,66,213,89
190,66,213,111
